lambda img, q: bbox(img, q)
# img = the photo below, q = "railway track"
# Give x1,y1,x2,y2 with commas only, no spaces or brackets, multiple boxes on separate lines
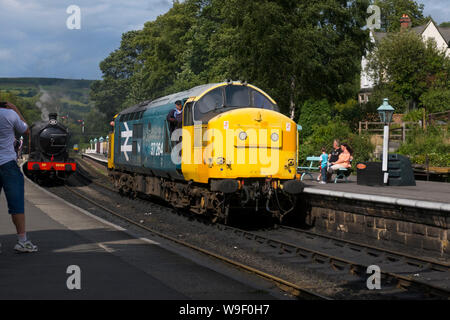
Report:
62,180,327,300
215,224,450,299
71,156,450,299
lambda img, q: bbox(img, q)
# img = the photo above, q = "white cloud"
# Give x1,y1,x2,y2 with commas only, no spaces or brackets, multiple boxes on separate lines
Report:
0,0,172,79
0,49,13,61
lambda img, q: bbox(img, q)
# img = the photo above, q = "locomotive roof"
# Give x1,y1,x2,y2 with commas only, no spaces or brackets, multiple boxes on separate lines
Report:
119,83,222,115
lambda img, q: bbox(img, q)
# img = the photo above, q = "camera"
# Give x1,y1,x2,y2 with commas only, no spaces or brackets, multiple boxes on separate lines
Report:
0,101,8,108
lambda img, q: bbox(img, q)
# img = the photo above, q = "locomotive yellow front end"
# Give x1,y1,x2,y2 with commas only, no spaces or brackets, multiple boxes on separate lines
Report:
196,108,297,181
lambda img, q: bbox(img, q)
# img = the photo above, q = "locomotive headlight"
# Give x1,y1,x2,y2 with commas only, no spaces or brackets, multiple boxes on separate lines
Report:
271,132,279,142
239,131,248,141
216,157,225,165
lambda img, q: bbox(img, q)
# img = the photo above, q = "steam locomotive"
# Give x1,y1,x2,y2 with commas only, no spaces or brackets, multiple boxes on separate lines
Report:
24,113,76,182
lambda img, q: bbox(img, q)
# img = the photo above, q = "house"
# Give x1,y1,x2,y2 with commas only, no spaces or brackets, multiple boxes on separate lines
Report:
359,15,450,104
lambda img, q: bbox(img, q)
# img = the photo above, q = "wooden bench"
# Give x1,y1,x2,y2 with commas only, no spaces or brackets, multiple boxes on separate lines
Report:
297,156,321,181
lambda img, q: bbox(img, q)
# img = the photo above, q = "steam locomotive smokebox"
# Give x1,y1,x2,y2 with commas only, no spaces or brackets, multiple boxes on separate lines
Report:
356,162,384,186
388,154,416,186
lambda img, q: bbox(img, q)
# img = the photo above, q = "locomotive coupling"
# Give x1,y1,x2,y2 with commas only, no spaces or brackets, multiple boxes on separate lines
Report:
281,180,304,195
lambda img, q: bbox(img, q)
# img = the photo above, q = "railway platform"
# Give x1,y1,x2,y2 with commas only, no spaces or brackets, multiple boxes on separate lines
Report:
300,175,449,258
302,175,450,208
82,152,108,164
0,179,283,300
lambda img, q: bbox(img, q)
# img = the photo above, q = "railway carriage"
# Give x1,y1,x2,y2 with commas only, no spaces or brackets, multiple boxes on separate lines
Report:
108,81,303,222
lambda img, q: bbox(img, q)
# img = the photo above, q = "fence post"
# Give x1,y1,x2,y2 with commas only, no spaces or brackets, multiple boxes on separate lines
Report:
423,108,427,131
359,122,362,135
402,122,406,143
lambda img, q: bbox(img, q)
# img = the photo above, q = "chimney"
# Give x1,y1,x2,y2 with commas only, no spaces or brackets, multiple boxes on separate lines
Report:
400,14,411,30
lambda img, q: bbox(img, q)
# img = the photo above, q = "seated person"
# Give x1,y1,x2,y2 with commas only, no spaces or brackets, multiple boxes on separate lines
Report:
327,139,342,181
328,143,353,174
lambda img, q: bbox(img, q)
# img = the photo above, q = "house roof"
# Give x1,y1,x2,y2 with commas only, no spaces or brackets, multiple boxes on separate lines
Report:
438,27,450,44
372,20,450,47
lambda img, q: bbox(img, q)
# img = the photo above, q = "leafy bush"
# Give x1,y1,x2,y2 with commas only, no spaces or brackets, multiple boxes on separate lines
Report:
420,88,450,113
298,120,374,167
298,99,332,139
397,126,450,167
403,108,424,122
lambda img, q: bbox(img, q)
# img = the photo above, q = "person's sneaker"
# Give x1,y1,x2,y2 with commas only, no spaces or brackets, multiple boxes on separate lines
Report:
14,241,38,253
319,181,327,184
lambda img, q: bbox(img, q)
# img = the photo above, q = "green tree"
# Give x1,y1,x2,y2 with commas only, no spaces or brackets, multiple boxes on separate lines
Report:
420,88,450,113
92,0,371,120
439,21,450,28
90,30,142,121
367,30,450,112
373,0,428,32
210,0,370,117
0,91,41,124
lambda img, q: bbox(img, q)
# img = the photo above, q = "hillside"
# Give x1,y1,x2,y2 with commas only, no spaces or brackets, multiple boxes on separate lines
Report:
0,77,108,146
0,77,94,119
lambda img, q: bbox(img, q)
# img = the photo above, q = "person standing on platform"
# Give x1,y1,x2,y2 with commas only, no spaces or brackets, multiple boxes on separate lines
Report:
319,147,328,184
0,101,38,253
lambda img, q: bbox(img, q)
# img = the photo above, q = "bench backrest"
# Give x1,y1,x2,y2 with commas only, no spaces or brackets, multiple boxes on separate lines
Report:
306,156,321,162
305,156,321,168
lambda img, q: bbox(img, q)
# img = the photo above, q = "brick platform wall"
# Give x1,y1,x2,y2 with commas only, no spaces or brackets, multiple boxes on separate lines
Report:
301,195,449,257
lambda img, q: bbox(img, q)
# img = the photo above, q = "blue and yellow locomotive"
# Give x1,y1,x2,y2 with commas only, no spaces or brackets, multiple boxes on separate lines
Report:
108,81,303,222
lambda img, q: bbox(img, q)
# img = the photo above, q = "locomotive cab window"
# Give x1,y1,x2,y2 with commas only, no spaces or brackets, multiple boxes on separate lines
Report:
193,85,279,123
225,85,250,107
194,87,224,121
252,90,277,111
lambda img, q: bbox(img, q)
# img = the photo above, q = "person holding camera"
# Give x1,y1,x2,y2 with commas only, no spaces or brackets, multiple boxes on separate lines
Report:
0,101,38,253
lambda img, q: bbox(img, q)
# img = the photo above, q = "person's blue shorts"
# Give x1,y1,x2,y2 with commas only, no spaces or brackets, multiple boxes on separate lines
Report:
0,160,24,214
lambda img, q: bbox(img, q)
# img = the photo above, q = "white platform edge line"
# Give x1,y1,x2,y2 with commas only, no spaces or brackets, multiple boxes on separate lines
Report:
22,164,162,246
303,187,450,212
82,153,108,164
22,165,126,231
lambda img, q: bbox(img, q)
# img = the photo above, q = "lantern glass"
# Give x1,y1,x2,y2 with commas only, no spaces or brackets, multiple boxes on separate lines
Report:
377,98,395,125
385,110,394,124
378,110,386,124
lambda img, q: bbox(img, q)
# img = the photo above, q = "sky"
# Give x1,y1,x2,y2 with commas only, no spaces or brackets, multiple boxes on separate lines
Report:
0,0,448,80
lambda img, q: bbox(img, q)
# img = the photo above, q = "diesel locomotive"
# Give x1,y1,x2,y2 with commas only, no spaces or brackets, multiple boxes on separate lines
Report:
108,81,303,222
25,113,76,182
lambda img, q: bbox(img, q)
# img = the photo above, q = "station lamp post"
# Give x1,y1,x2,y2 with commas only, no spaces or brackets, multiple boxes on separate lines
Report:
377,98,395,185
94,138,98,153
